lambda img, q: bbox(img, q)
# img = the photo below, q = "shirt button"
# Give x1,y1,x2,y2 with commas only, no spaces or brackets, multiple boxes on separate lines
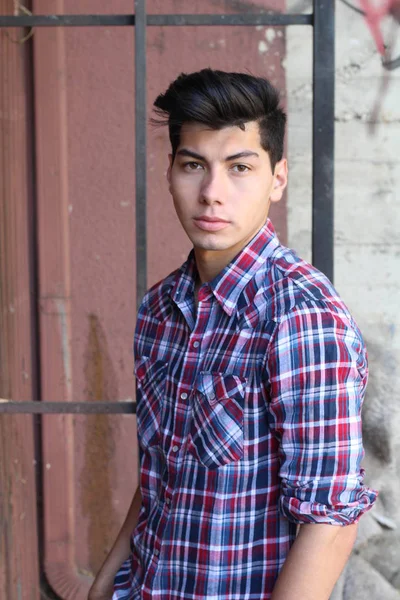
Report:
154,548,160,556
193,341,200,348
209,393,216,400
180,392,188,400
166,497,171,506
172,445,179,453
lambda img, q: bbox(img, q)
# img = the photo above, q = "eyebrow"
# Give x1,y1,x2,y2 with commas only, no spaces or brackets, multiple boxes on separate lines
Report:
176,149,260,162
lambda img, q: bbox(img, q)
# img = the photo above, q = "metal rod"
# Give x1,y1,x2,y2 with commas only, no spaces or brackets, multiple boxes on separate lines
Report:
0,13,313,28
135,0,147,305
312,0,335,282
147,14,313,26
0,402,136,414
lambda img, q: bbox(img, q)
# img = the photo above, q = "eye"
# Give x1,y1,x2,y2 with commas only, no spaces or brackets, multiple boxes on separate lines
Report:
183,161,203,171
231,164,250,173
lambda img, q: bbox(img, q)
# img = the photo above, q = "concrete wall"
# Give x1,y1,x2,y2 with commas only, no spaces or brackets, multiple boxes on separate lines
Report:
286,2,400,597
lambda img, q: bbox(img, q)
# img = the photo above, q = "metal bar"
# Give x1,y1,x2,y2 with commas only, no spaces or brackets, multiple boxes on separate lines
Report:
135,0,147,305
0,14,313,28
0,15,136,26
0,402,136,414
312,0,335,282
147,14,313,26
26,25,48,593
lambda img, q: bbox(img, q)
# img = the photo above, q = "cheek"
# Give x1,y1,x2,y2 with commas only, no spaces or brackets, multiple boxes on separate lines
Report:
171,178,198,211
230,181,266,207
172,194,184,216
231,191,269,224
171,191,191,223
231,175,265,198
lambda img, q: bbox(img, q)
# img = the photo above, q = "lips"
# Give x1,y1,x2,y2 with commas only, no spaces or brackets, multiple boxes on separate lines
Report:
193,216,230,232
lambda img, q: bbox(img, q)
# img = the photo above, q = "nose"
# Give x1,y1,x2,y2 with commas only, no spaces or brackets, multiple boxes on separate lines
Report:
200,169,224,205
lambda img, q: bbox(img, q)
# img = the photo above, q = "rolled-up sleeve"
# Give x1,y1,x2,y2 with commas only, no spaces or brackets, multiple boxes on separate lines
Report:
266,300,378,525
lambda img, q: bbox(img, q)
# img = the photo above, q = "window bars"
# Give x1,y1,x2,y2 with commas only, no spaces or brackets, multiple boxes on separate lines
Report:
0,0,335,415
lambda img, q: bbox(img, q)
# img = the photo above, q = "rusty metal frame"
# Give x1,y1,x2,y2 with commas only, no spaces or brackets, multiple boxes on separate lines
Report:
0,0,335,412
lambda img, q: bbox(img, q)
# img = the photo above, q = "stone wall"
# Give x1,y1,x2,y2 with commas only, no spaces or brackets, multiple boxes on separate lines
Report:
286,2,400,597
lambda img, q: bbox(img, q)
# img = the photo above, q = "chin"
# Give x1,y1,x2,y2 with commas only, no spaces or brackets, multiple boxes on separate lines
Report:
188,233,228,252
195,242,226,251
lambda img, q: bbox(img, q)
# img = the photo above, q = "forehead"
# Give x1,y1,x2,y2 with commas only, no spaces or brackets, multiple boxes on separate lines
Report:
177,121,265,154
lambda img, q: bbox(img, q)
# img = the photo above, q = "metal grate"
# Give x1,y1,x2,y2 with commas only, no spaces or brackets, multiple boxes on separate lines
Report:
0,0,335,415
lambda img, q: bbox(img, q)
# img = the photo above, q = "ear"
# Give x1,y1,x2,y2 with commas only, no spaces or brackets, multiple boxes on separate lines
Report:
270,158,288,203
167,154,173,191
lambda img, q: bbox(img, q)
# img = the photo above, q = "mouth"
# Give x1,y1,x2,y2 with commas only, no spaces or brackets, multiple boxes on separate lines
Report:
193,216,230,232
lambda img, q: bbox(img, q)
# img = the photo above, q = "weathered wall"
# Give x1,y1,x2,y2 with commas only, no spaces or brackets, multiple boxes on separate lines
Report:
0,2,40,598
286,2,400,597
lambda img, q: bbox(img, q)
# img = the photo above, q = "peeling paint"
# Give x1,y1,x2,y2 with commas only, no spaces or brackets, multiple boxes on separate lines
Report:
265,28,276,43
55,298,72,399
208,39,226,49
258,41,268,54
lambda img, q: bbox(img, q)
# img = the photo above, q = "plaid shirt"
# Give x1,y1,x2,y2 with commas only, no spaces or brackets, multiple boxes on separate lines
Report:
113,219,377,600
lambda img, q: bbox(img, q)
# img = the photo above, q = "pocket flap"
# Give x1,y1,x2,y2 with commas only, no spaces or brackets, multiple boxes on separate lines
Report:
195,372,247,405
134,356,167,448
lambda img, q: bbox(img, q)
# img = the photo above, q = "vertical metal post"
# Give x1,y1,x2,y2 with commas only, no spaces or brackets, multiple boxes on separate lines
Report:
312,0,335,282
135,0,147,304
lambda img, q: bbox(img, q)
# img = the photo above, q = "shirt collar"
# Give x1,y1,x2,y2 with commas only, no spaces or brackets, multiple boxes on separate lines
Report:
170,219,280,316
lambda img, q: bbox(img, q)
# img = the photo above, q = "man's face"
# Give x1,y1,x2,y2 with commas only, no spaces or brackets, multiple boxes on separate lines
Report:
167,120,287,263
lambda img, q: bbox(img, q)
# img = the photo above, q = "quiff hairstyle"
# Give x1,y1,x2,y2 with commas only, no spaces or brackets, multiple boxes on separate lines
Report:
152,68,286,170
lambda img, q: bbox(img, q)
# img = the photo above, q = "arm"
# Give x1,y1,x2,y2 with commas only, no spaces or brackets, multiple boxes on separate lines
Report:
88,486,142,600
266,301,377,595
271,522,358,599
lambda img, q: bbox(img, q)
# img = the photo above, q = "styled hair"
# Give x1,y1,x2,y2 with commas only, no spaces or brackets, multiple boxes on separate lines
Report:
152,68,286,170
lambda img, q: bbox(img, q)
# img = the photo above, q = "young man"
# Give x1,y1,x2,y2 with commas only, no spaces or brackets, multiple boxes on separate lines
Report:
89,69,377,600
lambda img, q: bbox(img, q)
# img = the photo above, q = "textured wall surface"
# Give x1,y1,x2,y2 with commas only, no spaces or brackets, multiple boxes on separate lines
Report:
286,2,400,597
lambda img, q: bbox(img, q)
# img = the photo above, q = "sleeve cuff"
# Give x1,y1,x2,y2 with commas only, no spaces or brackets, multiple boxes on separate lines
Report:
279,484,379,526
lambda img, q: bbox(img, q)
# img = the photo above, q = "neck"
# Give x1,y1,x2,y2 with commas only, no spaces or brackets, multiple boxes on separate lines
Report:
194,249,233,284
194,221,267,284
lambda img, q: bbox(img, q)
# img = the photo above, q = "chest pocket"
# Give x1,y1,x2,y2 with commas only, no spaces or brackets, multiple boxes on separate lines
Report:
187,372,247,469
135,356,167,448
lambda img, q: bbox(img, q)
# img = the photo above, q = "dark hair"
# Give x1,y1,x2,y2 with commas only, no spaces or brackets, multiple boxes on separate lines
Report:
152,68,286,170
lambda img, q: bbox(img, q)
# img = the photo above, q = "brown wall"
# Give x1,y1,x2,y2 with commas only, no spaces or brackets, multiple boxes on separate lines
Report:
1,0,287,597
0,1,40,598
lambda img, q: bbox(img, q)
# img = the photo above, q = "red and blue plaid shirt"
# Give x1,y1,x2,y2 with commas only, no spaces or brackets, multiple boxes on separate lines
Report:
113,219,377,600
